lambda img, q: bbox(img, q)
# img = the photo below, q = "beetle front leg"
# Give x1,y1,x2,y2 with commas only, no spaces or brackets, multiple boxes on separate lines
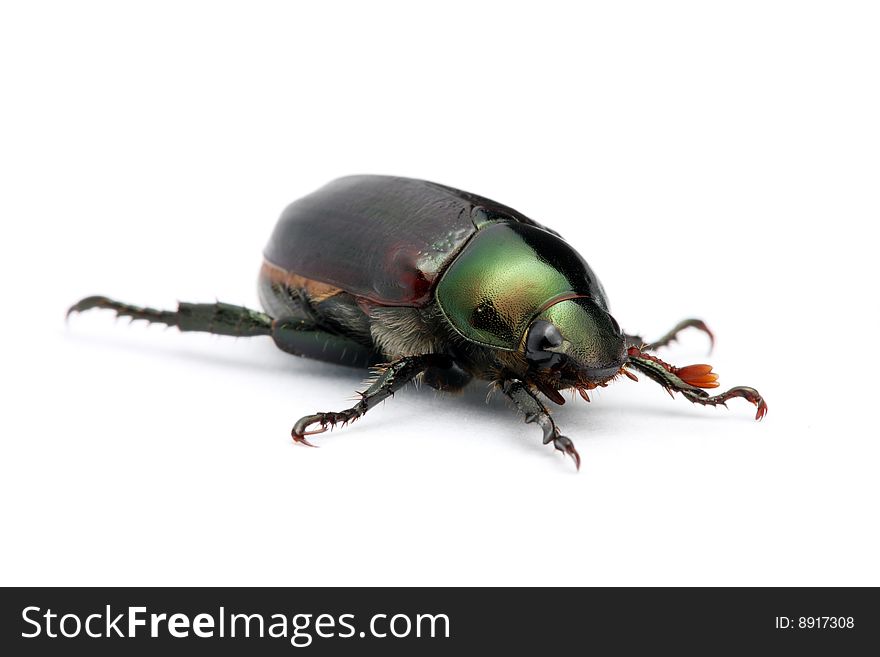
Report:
291,354,452,445
501,379,580,470
626,347,767,420
625,318,715,351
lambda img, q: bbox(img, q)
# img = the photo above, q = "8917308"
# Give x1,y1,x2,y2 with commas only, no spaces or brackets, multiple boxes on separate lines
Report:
775,617,855,629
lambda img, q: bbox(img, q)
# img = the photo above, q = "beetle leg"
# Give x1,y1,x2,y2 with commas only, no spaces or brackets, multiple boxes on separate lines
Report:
625,318,715,352
271,317,379,368
291,354,452,445
422,360,473,392
68,295,381,368
626,348,767,421
68,295,273,336
501,379,580,470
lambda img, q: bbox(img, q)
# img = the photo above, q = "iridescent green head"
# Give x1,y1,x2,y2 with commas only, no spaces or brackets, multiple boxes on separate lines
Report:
523,297,626,384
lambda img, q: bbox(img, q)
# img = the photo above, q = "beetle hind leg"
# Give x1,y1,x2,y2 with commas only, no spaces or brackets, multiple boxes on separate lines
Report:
501,379,581,470
69,295,380,367
271,317,379,368
68,295,274,336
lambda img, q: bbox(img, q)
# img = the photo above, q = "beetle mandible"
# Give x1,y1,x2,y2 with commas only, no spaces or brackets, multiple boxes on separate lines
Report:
69,175,767,469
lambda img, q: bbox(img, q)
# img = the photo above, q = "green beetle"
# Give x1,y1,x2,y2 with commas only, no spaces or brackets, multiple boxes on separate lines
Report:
70,175,766,469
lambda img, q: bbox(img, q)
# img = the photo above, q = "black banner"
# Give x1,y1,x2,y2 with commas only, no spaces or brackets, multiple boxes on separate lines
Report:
1,587,875,654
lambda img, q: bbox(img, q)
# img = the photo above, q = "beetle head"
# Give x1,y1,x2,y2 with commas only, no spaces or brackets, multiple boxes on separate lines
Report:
524,297,626,388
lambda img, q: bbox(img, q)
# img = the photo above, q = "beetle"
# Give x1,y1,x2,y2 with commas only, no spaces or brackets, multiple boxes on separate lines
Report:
69,175,766,469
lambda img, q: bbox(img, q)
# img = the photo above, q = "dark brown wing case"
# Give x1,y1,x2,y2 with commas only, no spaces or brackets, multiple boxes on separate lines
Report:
263,175,544,307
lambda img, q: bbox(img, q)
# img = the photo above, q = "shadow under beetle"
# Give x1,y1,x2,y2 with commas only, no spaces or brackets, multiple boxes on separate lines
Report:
69,175,767,469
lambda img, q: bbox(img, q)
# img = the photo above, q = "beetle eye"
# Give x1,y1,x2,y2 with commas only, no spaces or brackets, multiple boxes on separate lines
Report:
525,320,564,366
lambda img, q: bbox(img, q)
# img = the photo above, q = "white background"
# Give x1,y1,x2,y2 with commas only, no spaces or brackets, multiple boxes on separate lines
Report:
2,1,877,586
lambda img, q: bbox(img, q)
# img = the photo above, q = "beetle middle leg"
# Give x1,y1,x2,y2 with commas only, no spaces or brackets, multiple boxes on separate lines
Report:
625,318,715,351
501,379,580,470
291,354,453,445
626,347,768,421
422,360,473,392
